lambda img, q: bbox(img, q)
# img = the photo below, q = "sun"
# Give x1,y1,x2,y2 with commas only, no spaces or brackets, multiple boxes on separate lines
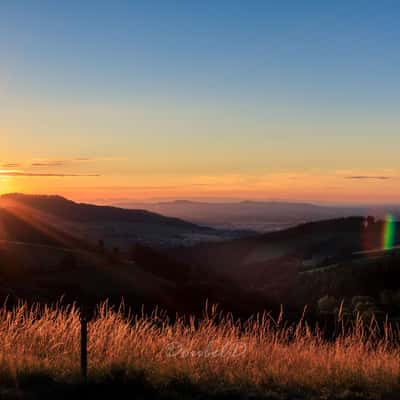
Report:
0,177,15,195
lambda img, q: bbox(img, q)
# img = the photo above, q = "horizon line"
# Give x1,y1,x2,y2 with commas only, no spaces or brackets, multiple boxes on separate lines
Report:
1,192,399,209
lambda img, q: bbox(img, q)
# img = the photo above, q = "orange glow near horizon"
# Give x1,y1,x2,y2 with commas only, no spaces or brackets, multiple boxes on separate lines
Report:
0,178,16,196
2,2,400,209
1,168,399,205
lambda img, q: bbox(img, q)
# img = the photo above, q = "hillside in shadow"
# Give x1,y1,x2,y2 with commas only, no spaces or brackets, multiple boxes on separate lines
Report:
0,194,399,322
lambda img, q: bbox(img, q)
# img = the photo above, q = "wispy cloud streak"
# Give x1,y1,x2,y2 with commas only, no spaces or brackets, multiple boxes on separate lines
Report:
31,161,67,167
1,163,21,168
344,176,391,180
0,171,100,177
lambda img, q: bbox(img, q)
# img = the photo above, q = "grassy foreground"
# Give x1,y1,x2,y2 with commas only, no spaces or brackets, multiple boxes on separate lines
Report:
0,302,399,399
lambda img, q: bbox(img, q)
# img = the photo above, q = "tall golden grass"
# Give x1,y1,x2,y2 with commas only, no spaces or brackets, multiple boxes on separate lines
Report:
0,301,399,396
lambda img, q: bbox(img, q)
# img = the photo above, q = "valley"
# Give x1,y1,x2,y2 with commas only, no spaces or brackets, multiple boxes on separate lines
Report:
0,194,398,322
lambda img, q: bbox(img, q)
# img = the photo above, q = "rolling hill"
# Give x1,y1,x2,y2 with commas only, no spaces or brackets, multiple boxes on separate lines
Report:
0,194,249,249
0,194,255,314
0,193,399,319
167,217,400,301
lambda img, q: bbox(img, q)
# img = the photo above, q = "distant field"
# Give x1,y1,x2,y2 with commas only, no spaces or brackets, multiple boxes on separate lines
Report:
0,302,399,399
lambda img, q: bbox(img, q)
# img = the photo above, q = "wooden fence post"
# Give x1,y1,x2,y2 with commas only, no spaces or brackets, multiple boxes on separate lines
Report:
80,307,88,383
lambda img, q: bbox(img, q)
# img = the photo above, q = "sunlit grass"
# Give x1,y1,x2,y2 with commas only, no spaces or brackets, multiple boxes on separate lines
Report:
0,301,399,397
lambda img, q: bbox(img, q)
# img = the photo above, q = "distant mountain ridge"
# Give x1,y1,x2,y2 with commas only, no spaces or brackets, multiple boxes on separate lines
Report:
113,199,400,231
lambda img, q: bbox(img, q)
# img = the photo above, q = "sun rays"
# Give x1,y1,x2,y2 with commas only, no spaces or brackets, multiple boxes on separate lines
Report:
0,195,84,249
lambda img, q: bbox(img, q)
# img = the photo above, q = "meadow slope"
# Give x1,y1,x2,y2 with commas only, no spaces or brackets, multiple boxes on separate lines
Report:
0,302,399,399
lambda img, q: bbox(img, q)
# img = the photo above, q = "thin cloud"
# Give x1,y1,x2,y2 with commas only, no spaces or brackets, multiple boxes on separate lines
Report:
73,157,127,162
1,163,21,168
0,171,100,177
3,157,124,169
345,176,391,180
88,185,181,190
31,160,67,167
30,157,125,166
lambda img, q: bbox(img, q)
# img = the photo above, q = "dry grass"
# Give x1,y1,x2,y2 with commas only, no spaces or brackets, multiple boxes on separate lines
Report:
0,301,399,398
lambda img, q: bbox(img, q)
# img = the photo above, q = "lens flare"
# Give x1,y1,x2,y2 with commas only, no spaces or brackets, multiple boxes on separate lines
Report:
383,214,396,250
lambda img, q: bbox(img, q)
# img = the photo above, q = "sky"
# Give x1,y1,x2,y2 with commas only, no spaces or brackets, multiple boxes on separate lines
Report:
1,1,399,204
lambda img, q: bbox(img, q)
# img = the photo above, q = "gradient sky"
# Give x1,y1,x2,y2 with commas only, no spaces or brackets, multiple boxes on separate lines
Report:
1,1,399,204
